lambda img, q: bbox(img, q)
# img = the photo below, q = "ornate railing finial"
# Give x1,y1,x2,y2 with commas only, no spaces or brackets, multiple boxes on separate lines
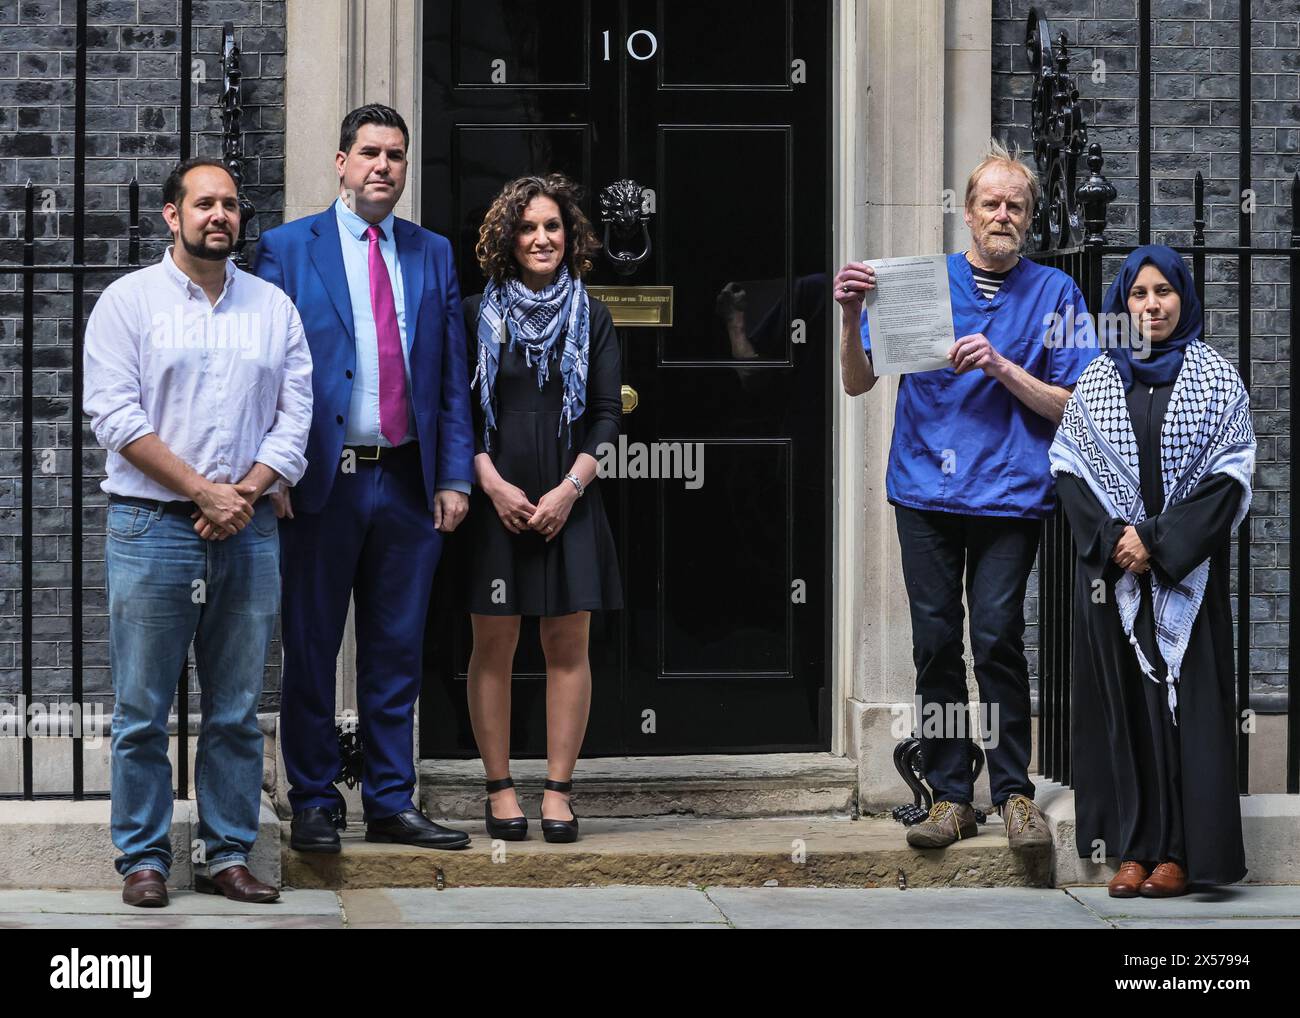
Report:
1025,8,1089,251
1076,143,1115,247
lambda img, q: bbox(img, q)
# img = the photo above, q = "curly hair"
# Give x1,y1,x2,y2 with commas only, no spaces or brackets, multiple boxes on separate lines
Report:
475,173,601,283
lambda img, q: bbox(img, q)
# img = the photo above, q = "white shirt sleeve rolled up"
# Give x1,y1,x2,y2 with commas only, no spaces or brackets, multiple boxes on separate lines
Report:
252,301,313,491
82,284,157,455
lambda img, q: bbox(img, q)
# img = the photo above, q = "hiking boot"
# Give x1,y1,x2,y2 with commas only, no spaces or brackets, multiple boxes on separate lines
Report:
1001,793,1052,849
905,800,978,848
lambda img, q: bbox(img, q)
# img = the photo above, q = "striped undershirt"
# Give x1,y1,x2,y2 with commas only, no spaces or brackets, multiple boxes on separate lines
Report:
970,262,1014,300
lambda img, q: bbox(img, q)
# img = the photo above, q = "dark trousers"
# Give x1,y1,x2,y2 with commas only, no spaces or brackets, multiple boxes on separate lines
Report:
894,505,1040,807
279,446,442,821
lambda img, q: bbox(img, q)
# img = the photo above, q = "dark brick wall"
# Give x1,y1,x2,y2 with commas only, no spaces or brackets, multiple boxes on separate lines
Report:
0,0,288,721
996,0,1291,707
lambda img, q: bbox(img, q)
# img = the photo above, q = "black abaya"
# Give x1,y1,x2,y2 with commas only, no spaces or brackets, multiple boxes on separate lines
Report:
1056,378,1248,884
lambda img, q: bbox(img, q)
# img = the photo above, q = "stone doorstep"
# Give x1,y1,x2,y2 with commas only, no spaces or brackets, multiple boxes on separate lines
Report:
1037,780,1300,885
282,815,1053,890
419,753,860,819
0,793,282,890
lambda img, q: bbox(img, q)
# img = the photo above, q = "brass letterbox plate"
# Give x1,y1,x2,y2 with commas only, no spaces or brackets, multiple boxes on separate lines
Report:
588,285,674,327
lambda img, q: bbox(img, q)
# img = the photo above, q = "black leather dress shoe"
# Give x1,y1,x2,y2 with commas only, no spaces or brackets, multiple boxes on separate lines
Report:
365,809,471,850
291,806,342,854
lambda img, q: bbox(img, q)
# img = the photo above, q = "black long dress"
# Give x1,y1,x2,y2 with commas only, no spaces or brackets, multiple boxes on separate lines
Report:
460,292,623,616
1056,378,1247,884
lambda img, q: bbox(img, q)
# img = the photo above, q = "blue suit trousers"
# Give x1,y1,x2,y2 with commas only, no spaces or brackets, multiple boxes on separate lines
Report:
279,445,441,820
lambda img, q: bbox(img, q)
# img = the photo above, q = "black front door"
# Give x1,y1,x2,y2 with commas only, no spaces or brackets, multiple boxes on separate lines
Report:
420,0,831,757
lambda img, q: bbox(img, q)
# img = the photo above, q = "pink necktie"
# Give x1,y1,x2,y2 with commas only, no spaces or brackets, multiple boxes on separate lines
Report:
366,224,407,446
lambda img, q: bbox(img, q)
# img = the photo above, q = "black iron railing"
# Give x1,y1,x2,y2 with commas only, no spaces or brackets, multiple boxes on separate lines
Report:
1027,5,1299,795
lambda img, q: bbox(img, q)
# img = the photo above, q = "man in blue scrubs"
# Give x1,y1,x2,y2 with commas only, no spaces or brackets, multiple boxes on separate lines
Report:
835,142,1097,850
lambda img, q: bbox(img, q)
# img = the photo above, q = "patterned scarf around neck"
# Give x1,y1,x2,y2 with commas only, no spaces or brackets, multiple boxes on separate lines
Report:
1048,339,1255,722
472,264,590,452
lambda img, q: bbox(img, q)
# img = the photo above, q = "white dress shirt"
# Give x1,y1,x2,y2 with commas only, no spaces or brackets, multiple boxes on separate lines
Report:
83,247,314,501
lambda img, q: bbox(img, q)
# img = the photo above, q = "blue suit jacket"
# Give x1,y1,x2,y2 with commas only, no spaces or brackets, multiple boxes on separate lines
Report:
252,208,475,514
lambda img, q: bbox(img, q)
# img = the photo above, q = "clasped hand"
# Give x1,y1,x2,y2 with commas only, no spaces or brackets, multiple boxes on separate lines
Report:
489,479,577,542
190,481,258,541
1113,525,1151,573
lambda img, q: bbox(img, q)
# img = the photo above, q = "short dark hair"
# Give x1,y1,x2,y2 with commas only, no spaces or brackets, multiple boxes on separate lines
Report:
339,103,410,154
163,158,237,208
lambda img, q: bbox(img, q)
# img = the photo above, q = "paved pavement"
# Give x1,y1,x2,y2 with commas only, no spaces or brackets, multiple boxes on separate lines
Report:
2,884,1299,928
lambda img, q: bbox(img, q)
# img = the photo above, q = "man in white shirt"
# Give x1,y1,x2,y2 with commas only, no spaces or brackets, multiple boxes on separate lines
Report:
83,158,313,908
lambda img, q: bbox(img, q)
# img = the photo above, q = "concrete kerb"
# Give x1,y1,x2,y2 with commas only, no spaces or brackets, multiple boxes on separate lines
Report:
0,793,281,890
6,782,1298,890
6,730,1298,889
1038,779,1300,885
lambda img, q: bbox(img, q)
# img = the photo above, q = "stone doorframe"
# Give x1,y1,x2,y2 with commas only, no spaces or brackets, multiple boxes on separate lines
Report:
835,0,991,808
283,0,422,725
282,1,991,808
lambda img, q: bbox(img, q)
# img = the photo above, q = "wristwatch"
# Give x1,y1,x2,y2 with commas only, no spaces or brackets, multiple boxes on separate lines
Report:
564,472,585,497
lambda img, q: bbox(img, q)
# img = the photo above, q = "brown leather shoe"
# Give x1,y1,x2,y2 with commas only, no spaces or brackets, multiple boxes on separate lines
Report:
1139,861,1189,898
1108,860,1149,898
194,865,280,903
122,869,169,908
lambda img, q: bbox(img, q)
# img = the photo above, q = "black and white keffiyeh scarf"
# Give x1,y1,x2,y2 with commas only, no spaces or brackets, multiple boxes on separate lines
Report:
1049,339,1255,721
472,264,590,452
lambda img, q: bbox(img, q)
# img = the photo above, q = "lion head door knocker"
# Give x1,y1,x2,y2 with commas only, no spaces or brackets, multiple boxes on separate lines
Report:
598,179,653,276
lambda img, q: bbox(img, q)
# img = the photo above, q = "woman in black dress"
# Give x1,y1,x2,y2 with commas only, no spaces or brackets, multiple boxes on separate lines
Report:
462,174,622,843
1049,245,1255,897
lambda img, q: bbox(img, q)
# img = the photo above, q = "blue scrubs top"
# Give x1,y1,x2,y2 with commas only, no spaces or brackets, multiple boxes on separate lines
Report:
861,252,1098,519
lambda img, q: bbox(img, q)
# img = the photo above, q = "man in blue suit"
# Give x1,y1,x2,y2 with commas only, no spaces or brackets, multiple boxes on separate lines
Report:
253,104,474,852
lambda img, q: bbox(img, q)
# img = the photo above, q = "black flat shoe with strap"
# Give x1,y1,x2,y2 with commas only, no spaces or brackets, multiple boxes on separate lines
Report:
484,776,529,841
540,778,580,844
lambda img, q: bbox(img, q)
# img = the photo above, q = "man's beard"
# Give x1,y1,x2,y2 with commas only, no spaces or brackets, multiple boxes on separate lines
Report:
179,221,233,262
979,228,1021,259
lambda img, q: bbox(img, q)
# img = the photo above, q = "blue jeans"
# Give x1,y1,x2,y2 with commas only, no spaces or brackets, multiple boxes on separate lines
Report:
106,497,281,879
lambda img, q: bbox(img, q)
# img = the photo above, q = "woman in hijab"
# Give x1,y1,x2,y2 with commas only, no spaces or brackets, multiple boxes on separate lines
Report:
461,174,623,844
1049,245,1255,898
